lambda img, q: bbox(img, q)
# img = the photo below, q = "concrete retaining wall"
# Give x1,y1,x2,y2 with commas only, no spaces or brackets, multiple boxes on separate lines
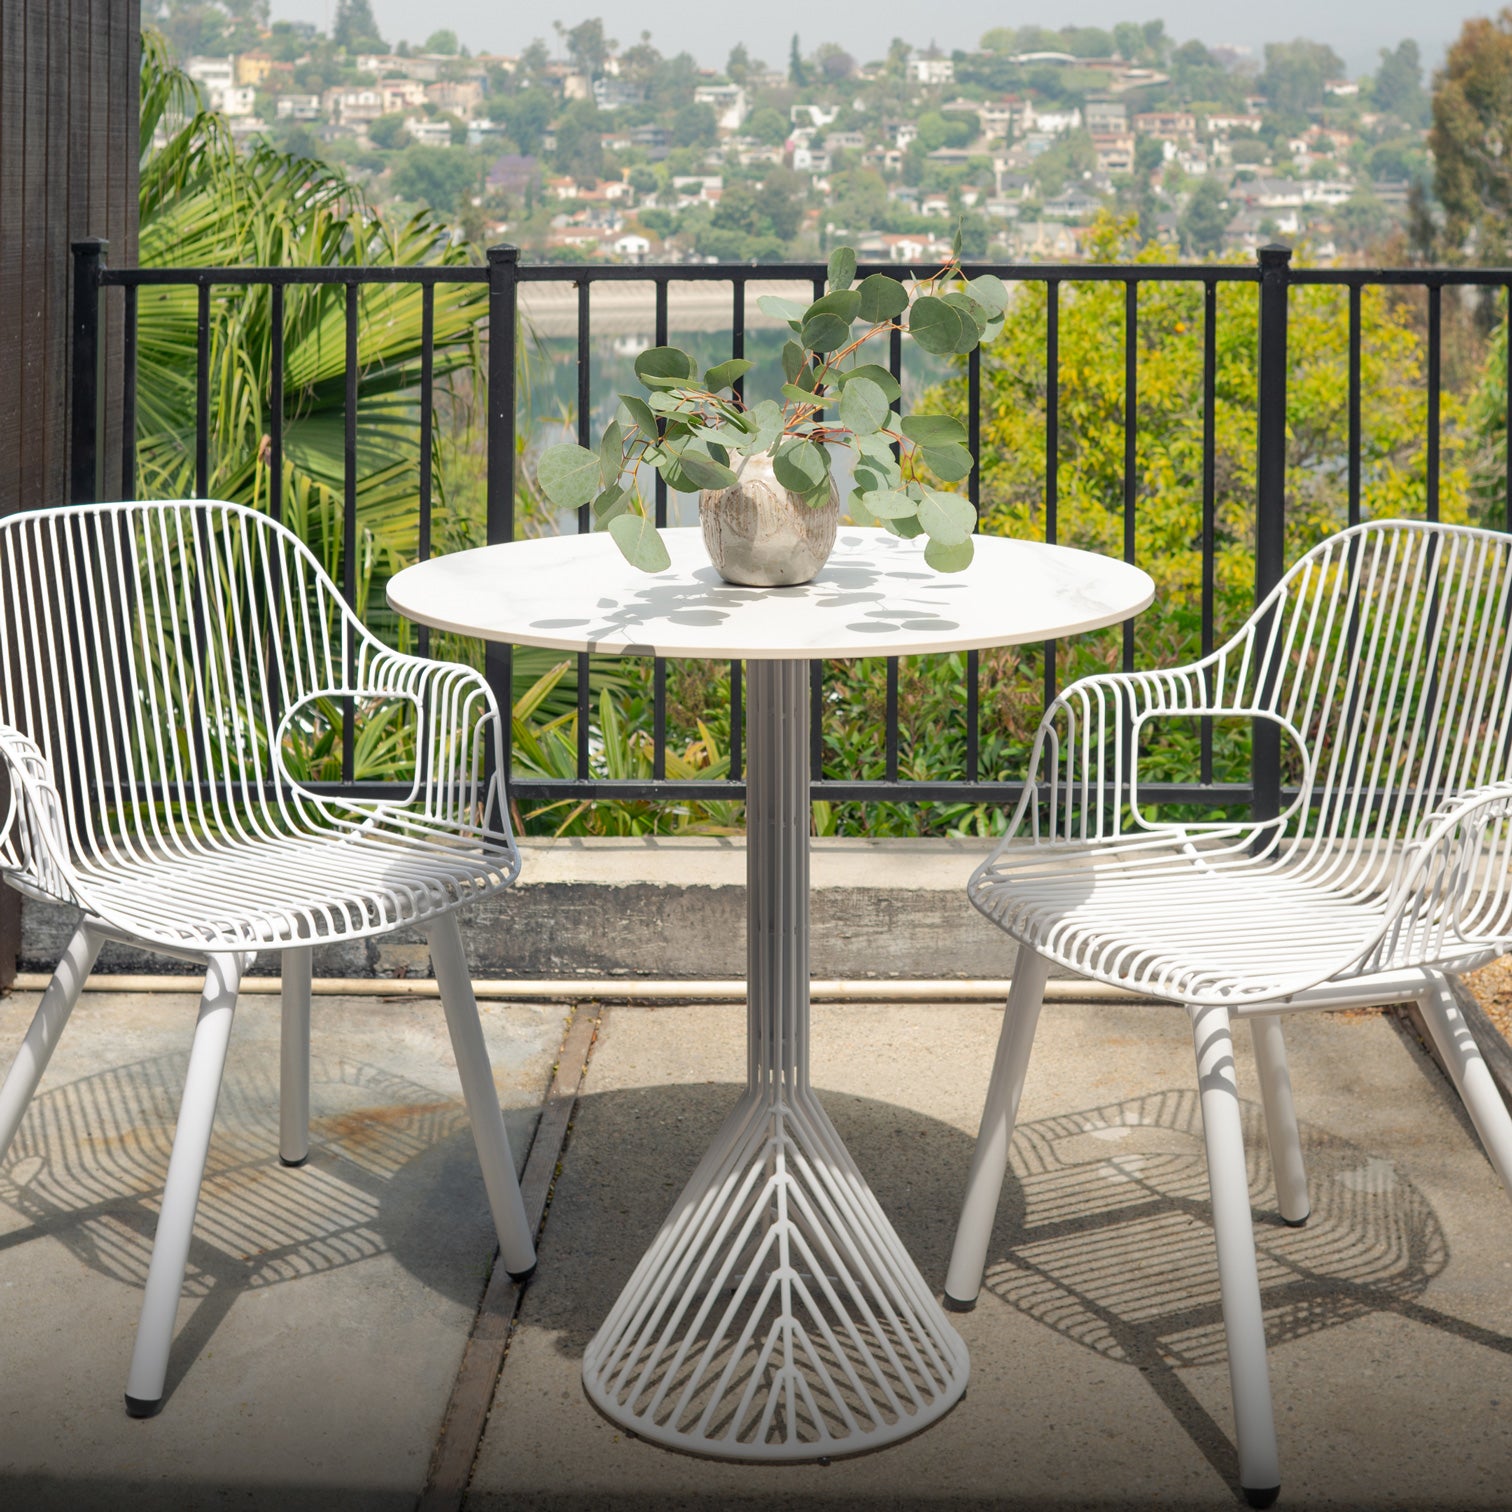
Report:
16,837,1040,982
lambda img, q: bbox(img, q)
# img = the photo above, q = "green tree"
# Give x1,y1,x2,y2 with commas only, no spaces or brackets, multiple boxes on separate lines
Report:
333,0,385,53
935,212,1472,700
1374,39,1427,125
726,43,752,84
389,145,480,213
1261,39,1344,119
423,29,458,55
368,113,408,150
744,106,789,147
1179,178,1229,254
753,167,804,240
980,27,1017,54
789,34,807,87
557,18,614,78
1431,13,1512,260
670,102,718,149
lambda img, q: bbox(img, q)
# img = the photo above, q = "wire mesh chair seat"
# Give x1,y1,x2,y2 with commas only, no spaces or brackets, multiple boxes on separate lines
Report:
0,499,537,1417
948,519,1512,1506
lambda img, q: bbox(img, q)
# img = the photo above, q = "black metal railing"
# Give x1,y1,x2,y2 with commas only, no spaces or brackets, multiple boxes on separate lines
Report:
66,238,1512,820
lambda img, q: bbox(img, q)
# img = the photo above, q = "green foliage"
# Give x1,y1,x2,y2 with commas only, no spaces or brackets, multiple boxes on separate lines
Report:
424,29,459,56
1179,179,1229,255
333,0,384,53
1373,40,1427,126
535,243,1005,572
1261,39,1344,120
389,145,480,213
367,112,408,150
1432,15,1512,261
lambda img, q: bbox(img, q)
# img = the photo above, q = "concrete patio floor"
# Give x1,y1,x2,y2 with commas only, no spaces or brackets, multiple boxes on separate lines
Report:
1,983,1510,1510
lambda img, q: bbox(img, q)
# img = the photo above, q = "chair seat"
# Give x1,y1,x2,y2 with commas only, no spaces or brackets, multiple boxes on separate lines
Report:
969,834,1398,1004
73,817,515,951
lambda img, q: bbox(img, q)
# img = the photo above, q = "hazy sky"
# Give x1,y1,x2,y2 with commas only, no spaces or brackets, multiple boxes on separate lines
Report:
267,1,1489,76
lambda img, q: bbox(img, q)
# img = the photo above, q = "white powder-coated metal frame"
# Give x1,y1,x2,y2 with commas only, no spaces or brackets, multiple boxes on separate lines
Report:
0,500,536,1416
948,520,1512,1506
389,527,1154,1461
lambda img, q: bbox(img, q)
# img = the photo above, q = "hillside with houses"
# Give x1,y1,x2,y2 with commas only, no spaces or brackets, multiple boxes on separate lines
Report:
158,5,1434,264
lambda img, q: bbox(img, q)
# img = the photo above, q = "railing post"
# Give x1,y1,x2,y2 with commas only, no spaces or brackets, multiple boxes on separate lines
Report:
1252,242,1291,826
486,243,519,786
70,237,108,505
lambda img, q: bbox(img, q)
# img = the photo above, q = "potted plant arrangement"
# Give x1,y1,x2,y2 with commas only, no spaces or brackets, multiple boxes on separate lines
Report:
534,242,1007,584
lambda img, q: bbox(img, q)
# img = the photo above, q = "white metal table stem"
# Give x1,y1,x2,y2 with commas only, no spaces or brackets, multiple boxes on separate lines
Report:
581,659,970,1459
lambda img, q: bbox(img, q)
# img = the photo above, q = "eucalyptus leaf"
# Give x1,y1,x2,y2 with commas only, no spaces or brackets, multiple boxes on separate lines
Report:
827,246,857,291
772,438,829,494
703,357,752,393
838,375,889,436
856,272,909,324
781,382,822,406
854,456,901,494
855,430,900,463
617,393,656,435
800,311,852,354
924,535,975,572
838,363,901,402
858,488,919,520
883,513,926,539
919,442,973,482
759,294,809,325
908,295,969,356
537,442,600,508
781,340,806,383
805,289,862,323
592,483,629,522
608,513,672,572
917,489,977,545
900,413,967,446
634,345,698,389
941,290,988,345
735,398,784,455
598,419,623,488
673,449,740,491
965,273,1009,316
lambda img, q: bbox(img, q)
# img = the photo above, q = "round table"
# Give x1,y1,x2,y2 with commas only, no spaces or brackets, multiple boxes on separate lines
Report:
389,526,1153,1462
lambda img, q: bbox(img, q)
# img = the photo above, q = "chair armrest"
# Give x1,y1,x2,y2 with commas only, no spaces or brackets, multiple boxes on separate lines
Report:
357,649,515,843
1362,781,1512,971
0,725,85,906
1015,665,1302,846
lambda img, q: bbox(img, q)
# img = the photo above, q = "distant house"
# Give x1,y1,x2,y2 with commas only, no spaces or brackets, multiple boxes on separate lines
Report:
694,84,748,132
275,95,322,122
907,50,954,86
1134,111,1196,140
1092,133,1135,174
404,119,452,148
612,233,652,261
1085,100,1128,134
427,80,483,116
324,87,385,125
1042,187,1102,221
186,56,256,117
594,78,647,111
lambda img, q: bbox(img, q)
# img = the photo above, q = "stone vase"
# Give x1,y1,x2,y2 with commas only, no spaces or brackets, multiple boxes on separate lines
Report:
698,452,840,587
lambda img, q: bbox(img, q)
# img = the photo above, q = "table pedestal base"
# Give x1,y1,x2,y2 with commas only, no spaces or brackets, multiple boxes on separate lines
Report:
581,662,969,1460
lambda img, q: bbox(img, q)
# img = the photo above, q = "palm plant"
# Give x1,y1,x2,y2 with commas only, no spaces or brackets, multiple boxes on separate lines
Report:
132,34,605,726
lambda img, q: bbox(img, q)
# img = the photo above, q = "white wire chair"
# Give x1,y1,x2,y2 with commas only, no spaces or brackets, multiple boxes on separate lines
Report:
946,519,1512,1506
0,499,536,1416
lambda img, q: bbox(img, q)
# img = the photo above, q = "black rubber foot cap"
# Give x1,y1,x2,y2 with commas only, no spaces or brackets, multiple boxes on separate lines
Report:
942,1293,977,1314
279,1154,309,1169
1244,1485,1281,1508
507,1261,538,1285
124,1394,162,1419
1282,1210,1310,1229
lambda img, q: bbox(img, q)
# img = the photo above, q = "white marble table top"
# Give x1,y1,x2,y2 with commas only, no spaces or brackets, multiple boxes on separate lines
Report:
387,526,1154,660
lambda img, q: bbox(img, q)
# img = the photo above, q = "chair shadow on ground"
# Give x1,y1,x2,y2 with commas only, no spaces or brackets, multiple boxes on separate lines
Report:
0,1049,511,1409
3,1056,1509,1503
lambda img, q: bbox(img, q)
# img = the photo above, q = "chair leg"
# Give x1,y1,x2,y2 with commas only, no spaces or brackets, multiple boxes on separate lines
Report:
424,913,536,1282
0,922,101,1161
279,945,313,1167
1416,971,1512,1197
944,945,1051,1310
1249,1013,1309,1226
124,953,242,1418
1191,1002,1280,1507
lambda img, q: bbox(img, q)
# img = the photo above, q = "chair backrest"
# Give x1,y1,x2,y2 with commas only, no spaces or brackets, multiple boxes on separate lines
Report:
1220,520,1512,882
0,499,361,869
